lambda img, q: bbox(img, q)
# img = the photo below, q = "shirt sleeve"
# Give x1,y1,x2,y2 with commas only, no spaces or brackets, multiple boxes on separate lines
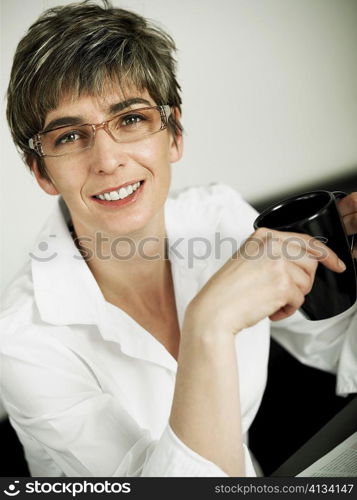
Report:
137,425,256,477
270,302,357,396
0,327,255,477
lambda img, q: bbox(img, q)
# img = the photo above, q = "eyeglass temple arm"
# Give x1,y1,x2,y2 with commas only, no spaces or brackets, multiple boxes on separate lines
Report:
28,135,44,156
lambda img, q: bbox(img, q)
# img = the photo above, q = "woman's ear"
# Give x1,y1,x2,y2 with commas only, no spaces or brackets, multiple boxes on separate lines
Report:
27,155,59,196
169,107,183,164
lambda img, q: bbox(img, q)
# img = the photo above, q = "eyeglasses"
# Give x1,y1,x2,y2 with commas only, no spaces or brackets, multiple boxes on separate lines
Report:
28,105,171,158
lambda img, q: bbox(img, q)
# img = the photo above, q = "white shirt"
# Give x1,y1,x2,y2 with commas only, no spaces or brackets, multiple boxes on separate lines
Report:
0,184,356,477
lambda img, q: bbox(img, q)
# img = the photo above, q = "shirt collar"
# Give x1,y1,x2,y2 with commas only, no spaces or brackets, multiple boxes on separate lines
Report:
31,197,107,326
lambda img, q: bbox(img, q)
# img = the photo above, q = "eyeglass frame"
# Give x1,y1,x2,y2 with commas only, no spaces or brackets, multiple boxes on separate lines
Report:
28,104,172,158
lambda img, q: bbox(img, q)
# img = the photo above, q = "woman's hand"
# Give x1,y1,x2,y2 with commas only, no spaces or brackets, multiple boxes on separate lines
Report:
337,192,357,258
185,228,346,335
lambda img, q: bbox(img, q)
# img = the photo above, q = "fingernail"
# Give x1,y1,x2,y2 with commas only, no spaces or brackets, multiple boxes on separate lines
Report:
338,259,346,271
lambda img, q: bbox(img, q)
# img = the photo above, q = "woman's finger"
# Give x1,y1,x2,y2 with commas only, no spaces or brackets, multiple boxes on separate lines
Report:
341,212,357,236
337,192,357,218
288,261,315,295
276,239,318,279
269,287,305,322
257,229,345,273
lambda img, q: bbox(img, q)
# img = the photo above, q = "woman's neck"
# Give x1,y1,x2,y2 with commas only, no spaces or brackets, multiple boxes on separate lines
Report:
70,210,170,308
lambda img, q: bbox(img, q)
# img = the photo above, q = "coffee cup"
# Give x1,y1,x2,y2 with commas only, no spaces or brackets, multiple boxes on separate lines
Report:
253,190,356,320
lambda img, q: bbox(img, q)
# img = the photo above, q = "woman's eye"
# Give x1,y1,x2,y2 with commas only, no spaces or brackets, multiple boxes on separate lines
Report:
122,114,144,127
56,131,81,145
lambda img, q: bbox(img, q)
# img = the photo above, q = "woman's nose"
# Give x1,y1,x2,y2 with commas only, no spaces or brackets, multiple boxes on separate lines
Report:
89,127,128,174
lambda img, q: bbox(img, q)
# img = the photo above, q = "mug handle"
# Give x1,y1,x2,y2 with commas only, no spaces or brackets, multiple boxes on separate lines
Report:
333,191,355,255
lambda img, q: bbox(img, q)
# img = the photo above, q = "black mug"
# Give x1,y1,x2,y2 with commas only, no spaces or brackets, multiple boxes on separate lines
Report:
253,190,356,320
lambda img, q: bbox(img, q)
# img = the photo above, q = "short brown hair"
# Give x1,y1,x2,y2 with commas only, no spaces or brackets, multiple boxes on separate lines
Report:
6,0,182,180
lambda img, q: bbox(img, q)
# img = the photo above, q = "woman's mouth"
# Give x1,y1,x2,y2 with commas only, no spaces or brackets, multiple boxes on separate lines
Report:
91,180,145,208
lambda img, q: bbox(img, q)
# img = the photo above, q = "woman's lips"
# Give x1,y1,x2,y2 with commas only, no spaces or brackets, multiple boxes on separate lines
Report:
91,181,145,208
92,180,143,197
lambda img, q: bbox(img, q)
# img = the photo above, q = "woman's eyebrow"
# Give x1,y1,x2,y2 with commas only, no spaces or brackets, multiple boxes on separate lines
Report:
109,97,151,114
42,116,83,133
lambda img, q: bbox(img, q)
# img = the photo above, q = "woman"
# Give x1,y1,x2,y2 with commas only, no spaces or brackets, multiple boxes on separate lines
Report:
1,0,356,477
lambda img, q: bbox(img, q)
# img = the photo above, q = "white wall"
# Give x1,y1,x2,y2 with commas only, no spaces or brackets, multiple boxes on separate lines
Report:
1,0,357,296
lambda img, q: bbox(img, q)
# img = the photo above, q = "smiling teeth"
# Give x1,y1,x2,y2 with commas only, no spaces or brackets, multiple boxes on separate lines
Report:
96,182,141,201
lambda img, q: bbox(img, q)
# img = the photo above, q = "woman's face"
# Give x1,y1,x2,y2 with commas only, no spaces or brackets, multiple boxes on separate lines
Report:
31,88,182,238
